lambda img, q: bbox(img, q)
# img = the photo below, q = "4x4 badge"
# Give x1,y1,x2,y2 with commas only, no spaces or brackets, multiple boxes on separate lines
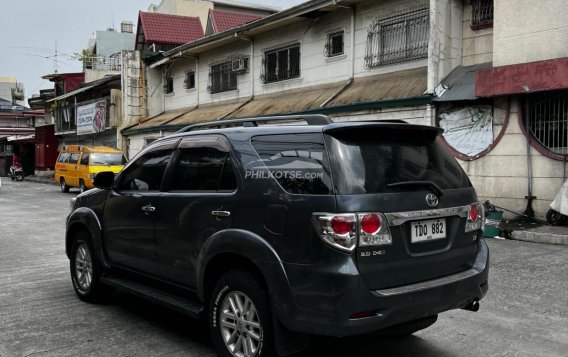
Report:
426,193,439,207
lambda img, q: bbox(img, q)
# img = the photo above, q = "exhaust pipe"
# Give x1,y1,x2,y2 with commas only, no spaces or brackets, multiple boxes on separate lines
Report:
462,300,480,312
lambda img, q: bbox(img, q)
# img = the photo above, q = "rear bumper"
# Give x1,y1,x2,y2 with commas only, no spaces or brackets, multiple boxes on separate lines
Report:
276,239,489,336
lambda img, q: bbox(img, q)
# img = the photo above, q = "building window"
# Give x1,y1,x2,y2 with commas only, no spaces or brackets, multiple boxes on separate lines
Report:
471,0,494,28
209,62,237,94
524,90,568,157
164,76,174,94
263,44,301,83
184,71,195,89
325,30,344,57
365,5,429,69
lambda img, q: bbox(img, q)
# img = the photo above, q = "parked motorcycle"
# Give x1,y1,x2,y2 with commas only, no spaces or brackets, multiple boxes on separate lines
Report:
547,179,568,225
9,165,24,181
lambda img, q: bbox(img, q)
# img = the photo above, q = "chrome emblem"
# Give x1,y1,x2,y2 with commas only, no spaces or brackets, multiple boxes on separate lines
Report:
425,193,439,208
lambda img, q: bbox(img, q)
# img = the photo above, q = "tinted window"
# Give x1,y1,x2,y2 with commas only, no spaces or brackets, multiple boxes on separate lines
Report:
325,128,471,194
91,153,127,166
58,153,70,163
170,147,235,191
80,153,89,165
69,153,80,164
118,149,172,191
251,133,333,194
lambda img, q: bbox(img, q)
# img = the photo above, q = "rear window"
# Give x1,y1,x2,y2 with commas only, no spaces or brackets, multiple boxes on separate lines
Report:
251,133,333,194
325,128,471,194
90,153,127,166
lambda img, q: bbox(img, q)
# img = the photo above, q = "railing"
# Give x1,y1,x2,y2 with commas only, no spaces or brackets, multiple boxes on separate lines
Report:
472,0,494,28
525,90,568,156
83,56,122,71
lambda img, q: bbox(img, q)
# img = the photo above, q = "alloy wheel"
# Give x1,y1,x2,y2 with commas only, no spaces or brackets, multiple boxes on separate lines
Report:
220,291,262,357
74,243,93,291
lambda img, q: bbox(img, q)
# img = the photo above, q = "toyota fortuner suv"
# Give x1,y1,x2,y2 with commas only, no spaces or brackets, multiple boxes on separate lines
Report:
66,115,489,357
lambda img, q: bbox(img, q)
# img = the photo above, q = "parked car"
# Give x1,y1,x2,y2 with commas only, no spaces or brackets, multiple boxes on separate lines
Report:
55,145,127,193
65,115,489,357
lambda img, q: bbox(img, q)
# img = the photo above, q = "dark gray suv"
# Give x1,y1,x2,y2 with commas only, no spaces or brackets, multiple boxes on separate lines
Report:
66,115,489,357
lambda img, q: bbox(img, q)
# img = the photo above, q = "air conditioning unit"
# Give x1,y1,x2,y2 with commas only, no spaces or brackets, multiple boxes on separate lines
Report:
231,58,248,73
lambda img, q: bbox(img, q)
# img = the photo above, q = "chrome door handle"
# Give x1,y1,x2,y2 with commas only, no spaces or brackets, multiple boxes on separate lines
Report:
141,204,156,214
211,210,231,217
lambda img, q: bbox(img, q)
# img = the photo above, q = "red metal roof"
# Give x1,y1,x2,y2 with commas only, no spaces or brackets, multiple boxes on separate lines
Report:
139,11,204,45
209,9,262,33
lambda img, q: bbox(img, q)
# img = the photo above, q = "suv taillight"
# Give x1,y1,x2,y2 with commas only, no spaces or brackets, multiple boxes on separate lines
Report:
312,213,391,253
465,202,484,233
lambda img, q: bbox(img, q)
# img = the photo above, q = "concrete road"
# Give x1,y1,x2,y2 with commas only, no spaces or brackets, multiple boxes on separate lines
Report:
0,180,567,356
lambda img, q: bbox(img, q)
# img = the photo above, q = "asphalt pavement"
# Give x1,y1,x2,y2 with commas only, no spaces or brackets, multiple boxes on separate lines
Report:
0,179,567,356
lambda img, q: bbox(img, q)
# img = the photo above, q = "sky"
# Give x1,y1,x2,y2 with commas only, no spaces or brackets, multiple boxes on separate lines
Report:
0,0,304,104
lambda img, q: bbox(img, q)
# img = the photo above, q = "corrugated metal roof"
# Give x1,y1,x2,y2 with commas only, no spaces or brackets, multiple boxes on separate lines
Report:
329,67,428,107
167,99,250,126
132,108,191,130
139,12,204,45
227,81,349,119
434,62,492,102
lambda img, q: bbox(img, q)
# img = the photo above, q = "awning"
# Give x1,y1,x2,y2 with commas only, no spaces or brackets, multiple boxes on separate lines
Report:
476,57,568,97
434,63,491,102
123,99,249,135
328,67,428,107
131,108,191,130
169,99,250,125
227,81,349,118
46,84,96,103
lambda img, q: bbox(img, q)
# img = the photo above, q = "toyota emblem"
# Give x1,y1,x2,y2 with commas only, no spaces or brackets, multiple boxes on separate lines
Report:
426,193,439,207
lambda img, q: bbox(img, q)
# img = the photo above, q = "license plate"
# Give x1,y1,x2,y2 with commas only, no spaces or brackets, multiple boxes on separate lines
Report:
411,219,446,243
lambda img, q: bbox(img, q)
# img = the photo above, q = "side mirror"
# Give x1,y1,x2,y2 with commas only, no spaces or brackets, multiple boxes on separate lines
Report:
93,171,115,189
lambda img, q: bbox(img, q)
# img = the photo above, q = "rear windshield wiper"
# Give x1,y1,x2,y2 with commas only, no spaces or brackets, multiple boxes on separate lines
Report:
387,181,444,196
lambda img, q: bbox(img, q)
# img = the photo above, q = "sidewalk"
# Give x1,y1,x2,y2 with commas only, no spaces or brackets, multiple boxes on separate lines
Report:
495,220,568,246
24,175,57,185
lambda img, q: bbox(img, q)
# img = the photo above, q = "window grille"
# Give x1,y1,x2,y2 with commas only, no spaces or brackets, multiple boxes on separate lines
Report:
164,76,174,94
365,5,429,69
209,62,237,94
263,44,301,83
524,90,568,156
471,0,493,28
184,71,196,89
325,31,344,57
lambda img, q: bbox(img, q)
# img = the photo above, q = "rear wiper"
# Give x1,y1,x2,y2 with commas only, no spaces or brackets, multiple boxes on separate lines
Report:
387,181,444,196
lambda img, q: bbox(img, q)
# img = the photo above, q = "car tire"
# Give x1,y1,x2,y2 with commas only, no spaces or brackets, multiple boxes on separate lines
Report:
79,179,87,193
376,315,438,336
546,209,567,226
69,231,108,302
60,178,70,193
209,270,274,357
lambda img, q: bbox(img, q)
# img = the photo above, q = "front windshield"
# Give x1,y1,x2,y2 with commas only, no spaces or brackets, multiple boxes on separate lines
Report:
90,153,127,166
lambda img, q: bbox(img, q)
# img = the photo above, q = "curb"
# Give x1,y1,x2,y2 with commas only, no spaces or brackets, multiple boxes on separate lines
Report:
24,176,57,186
511,228,568,246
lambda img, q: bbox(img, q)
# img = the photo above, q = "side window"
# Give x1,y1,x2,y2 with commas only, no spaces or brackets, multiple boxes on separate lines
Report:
170,147,236,191
80,153,90,166
69,153,80,164
251,133,333,194
118,149,172,191
58,153,70,163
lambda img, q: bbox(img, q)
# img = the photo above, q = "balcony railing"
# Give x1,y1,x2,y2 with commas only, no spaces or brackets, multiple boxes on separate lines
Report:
83,56,122,71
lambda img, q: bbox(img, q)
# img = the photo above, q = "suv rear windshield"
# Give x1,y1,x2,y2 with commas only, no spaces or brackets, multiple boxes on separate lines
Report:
325,127,471,195
251,133,333,194
90,153,127,166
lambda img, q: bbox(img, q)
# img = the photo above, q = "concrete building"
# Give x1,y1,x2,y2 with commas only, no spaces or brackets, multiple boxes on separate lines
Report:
0,77,25,106
434,0,568,219
123,0,437,156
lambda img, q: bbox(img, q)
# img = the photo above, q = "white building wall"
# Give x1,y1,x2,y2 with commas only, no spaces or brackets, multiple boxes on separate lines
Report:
493,0,568,67
461,3,493,66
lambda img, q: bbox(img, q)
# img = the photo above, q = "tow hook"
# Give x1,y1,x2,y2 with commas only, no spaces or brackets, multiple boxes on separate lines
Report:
461,300,480,312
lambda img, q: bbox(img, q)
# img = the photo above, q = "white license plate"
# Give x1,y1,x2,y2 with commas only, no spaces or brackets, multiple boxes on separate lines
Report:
411,219,446,243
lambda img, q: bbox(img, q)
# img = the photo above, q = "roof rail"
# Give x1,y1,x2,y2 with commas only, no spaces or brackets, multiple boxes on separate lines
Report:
176,114,332,133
